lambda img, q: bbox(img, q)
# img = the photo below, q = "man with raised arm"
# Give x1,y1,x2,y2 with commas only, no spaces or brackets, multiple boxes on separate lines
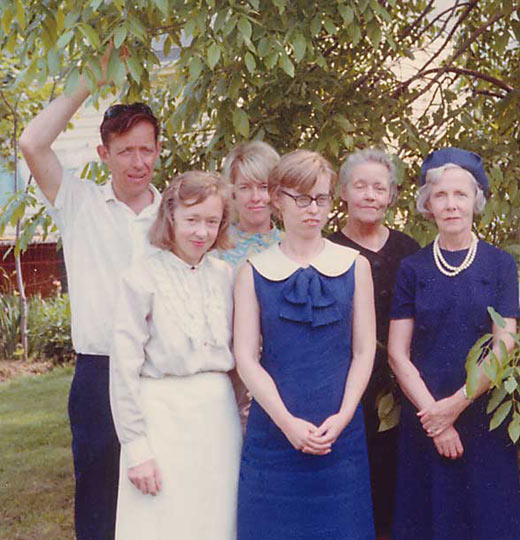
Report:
19,60,162,540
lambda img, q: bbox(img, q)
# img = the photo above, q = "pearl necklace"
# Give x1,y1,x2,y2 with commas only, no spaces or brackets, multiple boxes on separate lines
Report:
433,232,478,277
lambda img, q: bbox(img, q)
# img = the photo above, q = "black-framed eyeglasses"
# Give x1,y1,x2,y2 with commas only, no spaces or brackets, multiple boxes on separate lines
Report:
103,102,155,120
280,190,332,208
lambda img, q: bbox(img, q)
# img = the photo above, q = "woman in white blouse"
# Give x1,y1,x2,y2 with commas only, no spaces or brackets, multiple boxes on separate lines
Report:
110,171,242,540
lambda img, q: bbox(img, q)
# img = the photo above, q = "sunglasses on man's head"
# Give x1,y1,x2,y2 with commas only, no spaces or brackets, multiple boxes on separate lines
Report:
103,103,155,120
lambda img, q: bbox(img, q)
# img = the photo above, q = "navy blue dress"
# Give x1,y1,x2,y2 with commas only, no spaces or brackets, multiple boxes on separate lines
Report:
391,240,520,540
237,243,374,540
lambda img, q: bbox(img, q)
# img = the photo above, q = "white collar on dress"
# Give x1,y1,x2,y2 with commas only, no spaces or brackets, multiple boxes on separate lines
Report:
249,238,359,281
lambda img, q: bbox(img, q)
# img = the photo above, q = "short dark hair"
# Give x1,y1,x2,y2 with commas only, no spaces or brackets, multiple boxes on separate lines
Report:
100,103,160,146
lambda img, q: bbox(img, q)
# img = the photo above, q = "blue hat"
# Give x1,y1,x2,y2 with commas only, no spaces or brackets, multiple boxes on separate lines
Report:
420,147,489,194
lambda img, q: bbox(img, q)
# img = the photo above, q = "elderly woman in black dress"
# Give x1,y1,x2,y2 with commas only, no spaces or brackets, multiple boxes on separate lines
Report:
329,148,419,539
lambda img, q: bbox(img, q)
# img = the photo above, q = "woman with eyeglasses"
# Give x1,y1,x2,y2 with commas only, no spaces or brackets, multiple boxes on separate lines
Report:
234,150,376,540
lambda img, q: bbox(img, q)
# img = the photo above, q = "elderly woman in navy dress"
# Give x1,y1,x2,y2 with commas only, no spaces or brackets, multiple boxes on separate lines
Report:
388,148,520,540
234,150,376,540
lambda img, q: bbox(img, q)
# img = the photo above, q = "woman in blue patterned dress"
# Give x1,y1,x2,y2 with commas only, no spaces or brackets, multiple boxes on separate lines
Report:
219,141,282,268
234,150,376,540
388,148,520,540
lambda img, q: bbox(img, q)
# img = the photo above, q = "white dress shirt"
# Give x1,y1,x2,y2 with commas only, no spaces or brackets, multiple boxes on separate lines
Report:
110,249,235,466
40,174,161,355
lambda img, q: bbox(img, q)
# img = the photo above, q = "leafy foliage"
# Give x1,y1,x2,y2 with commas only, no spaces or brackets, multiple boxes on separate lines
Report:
0,0,518,247
0,292,73,364
465,307,520,443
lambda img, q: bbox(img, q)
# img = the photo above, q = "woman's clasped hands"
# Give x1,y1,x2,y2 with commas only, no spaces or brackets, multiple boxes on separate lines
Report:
418,395,467,459
280,413,350,455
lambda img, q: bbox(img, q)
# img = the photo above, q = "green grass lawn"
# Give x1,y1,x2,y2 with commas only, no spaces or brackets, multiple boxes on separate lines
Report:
0,367,75,540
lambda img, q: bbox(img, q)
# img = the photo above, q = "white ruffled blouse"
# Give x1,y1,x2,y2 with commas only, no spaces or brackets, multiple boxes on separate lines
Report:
110,249,235,466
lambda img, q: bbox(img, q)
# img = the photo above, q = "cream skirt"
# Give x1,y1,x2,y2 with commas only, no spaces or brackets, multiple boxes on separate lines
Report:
115,372,242,540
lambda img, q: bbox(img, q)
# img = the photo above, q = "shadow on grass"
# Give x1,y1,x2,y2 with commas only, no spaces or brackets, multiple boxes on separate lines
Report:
0,367,75,540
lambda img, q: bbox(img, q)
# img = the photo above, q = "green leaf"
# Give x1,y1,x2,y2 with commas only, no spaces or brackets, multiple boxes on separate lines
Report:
359,0,370,12
367,20,381,49
107,49,126,86
257,37,272,58
47,49,60,76
292,32,306,62
487,385,507,414
323,17,337,35
237,17,252,41
228,74,241,100
490,400,512,430
244,52,256,74
465,360,480,397
16,0,25,31
126,55,143,83
498,339,509,366
189,56,203,79
347,23,361,46
185,17,197,38
232,108,249,138
57,30,74,49
508,415,520,443
483,354,499,382
487,306,506,329
213,10,228,32
465,333,491,370
379,403,400,432
264,51,278,69
207,43,221,70
377,392,394,417
310,15,321,36
338,5,354,24
78,23,101,49
278,52,294,77
113,26,127,49
2,7,12,35
127,15,147,41
65,9,81,28
504,376,517,395
153,0,169,17
64,68,80,96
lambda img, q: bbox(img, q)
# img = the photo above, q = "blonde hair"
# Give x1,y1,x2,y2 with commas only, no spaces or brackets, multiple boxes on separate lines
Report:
268,150,337,200
150,171,232,251
416,163,486,218
222,141,280,186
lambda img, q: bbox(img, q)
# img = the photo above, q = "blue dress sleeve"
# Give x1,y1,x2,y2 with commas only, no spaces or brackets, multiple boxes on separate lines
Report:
494,252,520,318
390,258,417,319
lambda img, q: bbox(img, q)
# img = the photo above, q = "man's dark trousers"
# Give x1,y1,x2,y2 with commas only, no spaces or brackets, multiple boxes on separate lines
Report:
69,354,120,540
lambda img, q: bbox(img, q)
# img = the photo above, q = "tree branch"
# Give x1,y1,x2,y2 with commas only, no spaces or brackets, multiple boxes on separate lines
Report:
392,11,505,103
414,0,478,81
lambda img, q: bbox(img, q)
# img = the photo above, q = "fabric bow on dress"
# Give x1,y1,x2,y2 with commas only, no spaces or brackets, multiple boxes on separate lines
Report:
280,267,341,327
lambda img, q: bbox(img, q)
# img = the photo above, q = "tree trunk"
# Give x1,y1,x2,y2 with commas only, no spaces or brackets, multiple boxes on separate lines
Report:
12,111,28,362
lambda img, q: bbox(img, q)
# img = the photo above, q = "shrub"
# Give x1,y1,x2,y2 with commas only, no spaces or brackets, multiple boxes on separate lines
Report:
28,293,74,364
0,293,22,360
0,292,73,364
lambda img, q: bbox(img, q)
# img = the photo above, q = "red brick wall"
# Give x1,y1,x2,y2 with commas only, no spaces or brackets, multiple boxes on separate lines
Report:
0,243,66,297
